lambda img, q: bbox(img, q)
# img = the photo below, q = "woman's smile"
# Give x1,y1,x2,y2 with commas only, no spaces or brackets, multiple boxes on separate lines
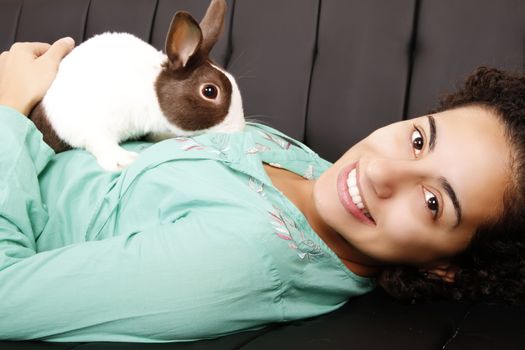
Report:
337,161,376,225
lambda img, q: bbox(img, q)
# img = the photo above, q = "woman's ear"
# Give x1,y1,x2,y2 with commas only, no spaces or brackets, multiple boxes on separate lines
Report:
420,261,459,283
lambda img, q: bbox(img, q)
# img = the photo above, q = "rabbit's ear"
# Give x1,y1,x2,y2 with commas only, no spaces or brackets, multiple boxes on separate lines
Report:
199,0,227,55
165,11,203,70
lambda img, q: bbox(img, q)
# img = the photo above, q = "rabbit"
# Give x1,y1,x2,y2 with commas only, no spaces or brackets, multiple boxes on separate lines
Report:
29,0,244,171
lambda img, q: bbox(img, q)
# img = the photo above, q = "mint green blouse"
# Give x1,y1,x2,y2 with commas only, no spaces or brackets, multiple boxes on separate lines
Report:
0,105,374,342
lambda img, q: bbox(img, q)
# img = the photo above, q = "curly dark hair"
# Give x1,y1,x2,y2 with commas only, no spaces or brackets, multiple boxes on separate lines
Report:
379,66,525,305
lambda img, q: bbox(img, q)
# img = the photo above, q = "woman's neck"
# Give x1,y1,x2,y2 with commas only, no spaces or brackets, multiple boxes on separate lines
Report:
263,164,382,277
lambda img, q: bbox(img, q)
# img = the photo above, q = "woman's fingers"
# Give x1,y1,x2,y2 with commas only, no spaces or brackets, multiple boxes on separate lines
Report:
0,50,7,72
14,42,51,56
40,37,75,64
0,37,75,116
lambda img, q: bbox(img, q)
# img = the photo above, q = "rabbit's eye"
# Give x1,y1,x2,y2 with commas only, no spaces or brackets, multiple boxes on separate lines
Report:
201,84,218,100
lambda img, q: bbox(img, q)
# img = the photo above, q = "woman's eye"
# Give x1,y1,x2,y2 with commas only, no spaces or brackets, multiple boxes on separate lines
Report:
423,188,439,219
411,128,424,156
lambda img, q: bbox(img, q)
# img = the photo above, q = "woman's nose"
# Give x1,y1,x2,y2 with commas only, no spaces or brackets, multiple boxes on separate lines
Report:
365,158,418,198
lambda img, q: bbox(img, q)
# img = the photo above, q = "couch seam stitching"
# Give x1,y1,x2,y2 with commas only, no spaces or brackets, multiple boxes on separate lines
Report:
302,0,321,144
402,0,421,120
441,306,473,350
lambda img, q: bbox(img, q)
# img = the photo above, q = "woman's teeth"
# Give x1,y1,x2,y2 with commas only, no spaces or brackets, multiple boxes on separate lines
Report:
346,168,373,220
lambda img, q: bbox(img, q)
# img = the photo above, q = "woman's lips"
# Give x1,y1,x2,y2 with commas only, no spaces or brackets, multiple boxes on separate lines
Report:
337,162,376,225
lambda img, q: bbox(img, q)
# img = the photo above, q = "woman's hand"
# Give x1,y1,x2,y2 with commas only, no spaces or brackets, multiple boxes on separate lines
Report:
0,37,75,116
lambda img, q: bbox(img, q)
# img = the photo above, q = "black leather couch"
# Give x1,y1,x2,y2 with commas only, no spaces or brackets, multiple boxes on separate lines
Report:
2,0,525,349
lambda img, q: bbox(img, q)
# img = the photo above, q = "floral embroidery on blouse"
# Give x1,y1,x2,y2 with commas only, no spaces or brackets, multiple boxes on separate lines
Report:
246,143,271,154
248,177,266,197
209,134,231,153
259,131,291,150
268,205,323,261
304,164,315,180
174,137,206,151
175,135,229,159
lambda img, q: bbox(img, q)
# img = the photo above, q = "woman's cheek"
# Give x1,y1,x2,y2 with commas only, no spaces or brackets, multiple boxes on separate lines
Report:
381,206,427,247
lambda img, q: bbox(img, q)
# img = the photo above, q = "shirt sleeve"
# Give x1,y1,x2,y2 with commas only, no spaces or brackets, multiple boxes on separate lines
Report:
0,105,54,270
0,214,281,342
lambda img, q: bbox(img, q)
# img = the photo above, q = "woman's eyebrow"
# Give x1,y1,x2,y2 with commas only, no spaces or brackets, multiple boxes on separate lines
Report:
440,176,462,227
428,115,437,151
428,115,462,227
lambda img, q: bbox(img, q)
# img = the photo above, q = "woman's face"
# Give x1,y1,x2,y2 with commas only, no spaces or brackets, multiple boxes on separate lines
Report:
313,105,511,266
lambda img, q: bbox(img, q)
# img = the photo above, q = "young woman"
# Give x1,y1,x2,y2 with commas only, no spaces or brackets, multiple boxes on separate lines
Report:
0,39,523,342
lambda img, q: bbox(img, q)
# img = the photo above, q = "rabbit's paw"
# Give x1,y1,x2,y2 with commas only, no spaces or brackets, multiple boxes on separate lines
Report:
97,149,139,171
